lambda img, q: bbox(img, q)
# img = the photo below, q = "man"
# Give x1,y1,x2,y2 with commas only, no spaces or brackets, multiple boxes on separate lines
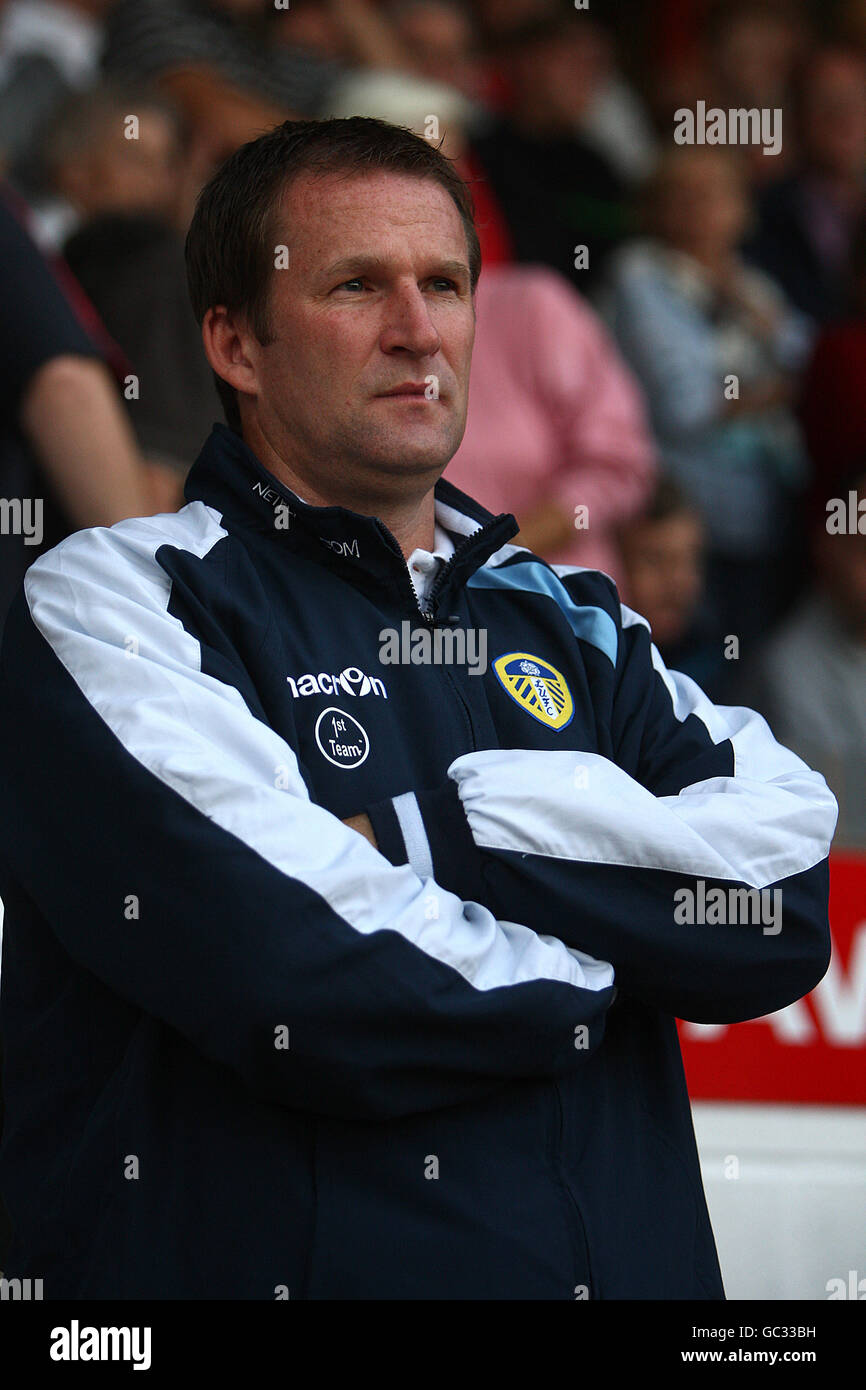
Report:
736,467,866,849
745,47,866,324
0,189,158,636
615,475,723,698
0,118,836,1300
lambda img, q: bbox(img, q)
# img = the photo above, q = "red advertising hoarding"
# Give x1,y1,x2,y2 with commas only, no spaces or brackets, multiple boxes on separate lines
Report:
677,852,866,1104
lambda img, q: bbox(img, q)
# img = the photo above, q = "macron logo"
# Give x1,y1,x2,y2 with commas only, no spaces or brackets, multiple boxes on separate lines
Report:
50,1320,151,1371
286,665,387,700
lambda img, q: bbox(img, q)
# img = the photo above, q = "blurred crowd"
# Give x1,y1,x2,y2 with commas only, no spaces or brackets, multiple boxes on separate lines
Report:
1,0,866,843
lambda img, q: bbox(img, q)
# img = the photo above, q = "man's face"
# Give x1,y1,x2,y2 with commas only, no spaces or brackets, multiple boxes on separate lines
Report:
240,169,476,506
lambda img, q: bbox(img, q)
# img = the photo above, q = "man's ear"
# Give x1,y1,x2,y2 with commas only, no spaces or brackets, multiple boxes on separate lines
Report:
201,306,260,402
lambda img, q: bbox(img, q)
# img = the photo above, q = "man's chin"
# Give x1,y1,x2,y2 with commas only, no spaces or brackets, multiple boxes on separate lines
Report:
359,429,464,479
377,446,456,476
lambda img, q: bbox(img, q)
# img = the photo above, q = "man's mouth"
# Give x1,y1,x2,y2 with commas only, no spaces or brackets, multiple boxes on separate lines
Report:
376,382,433,398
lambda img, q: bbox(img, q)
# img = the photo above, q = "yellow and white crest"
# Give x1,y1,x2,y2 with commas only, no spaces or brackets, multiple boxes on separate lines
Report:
492,652,574,730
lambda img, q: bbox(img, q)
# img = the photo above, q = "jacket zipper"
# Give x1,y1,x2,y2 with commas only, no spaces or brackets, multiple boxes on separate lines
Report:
387,516,502,742
408,535,465,624
553,1081,595,1299
376,508,507,626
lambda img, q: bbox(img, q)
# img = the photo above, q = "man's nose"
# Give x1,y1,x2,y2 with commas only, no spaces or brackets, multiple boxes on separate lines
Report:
379,286,441,357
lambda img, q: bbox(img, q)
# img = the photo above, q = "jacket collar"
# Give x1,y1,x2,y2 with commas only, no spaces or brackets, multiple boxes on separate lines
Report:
184,424,519,617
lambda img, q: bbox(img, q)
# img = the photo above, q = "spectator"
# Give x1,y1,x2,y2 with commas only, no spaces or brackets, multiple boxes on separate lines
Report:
0,188,163,636
322,0,416,70
101,0,335,164
798,215,866,518
567,17,658,186
267,1,346,62
389,0,488,103
707,1,805,113
31,84,189,248
0,0,107,89
744,46,866,323
469,0,557,44
605,146,812,650
470,12,629,291
0,0,113,182
444,263,656,584
64,213,223,474
703,0,808,184
735,466,866,847
101,0,440,165
615,474,726,697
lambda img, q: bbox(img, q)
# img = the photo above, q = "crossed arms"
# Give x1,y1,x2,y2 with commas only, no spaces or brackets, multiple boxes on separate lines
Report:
0,516,836,1121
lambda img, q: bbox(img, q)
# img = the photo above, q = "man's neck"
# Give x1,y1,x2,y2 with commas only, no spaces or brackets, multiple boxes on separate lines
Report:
241,424,437,559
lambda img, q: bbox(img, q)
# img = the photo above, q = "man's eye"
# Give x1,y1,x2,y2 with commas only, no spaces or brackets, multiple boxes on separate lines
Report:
334,276,460,293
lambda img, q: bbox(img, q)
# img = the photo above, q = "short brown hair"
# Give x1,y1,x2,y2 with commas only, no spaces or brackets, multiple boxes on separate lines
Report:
185,116,482,433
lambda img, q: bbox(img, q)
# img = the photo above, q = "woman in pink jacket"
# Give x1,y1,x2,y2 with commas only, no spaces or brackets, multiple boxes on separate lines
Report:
444,262,657,586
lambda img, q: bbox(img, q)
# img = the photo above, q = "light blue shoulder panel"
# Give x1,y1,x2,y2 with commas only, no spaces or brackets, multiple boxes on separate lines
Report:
467,560,619,666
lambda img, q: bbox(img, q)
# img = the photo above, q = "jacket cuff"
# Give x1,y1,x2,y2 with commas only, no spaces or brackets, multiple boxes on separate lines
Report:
366,778,487,904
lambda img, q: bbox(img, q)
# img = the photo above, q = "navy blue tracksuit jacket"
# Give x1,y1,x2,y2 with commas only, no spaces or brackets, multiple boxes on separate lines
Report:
0,423,836,1299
